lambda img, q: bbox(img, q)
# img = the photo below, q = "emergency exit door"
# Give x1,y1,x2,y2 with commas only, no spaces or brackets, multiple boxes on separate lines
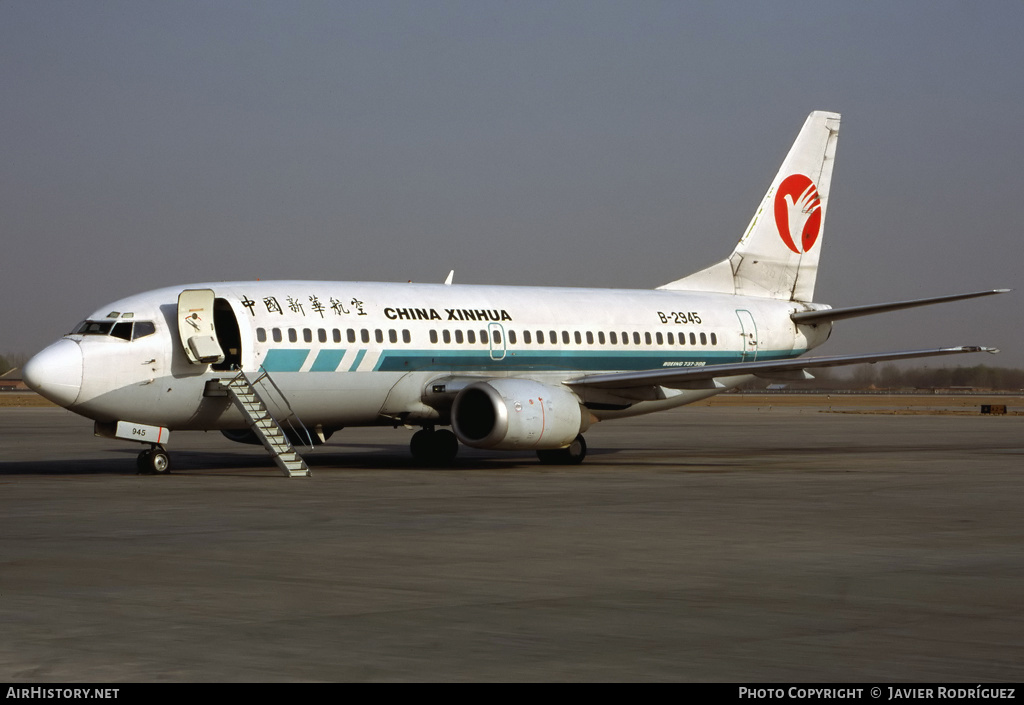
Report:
736,309,759,362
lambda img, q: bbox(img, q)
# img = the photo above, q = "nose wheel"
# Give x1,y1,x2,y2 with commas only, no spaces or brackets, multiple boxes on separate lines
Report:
137,445,171,474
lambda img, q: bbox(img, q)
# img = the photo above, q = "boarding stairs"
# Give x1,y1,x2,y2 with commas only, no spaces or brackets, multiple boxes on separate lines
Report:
224,370,311,477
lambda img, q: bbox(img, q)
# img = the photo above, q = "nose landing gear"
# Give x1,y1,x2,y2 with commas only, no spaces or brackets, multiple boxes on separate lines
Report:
137,445,171,474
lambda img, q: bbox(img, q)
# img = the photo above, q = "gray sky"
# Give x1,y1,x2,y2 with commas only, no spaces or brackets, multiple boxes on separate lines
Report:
2,1,1021,366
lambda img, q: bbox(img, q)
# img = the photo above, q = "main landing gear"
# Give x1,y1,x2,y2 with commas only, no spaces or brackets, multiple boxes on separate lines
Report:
137,444,171,474
536,434,587,465
410,428,459,466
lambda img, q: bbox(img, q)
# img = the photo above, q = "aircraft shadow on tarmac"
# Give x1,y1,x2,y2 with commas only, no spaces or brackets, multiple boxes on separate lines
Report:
0,443,627,476
2,429,1004,476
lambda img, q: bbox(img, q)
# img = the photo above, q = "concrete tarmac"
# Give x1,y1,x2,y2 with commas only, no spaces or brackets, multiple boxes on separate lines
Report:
1,404,1022,682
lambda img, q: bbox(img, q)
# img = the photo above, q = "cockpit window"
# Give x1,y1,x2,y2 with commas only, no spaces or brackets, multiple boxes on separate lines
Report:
133,321,156,340
72,319,156,340
111,322,133,340
75,320,115,336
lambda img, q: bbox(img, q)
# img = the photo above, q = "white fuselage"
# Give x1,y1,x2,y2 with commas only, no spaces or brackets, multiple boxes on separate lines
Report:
31,280,830,432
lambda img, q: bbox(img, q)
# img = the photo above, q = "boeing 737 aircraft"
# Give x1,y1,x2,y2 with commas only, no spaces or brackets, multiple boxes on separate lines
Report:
23,111,1006,476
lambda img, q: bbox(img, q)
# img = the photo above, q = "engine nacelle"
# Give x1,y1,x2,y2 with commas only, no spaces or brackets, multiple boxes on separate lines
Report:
451,379,588,450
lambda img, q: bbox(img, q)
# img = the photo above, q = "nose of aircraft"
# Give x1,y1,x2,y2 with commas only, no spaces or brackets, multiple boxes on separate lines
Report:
23,339,84,407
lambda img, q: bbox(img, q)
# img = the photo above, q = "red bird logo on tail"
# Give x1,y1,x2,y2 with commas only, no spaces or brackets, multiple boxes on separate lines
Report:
774,174,821,254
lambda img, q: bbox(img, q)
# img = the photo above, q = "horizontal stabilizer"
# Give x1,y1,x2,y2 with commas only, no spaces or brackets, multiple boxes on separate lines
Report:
569,346,997,392
792,289,1011,325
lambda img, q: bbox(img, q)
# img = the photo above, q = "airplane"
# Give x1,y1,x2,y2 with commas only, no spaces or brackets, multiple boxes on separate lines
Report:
22,110,1007,476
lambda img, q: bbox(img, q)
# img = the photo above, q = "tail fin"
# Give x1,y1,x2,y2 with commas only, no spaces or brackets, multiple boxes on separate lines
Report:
659,110,840,302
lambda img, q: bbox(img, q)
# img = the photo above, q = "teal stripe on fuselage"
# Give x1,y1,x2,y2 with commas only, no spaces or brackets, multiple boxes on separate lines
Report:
310,349,346,372
372,349,800,372
348,349,367,372
257,347,803,373
263,349,311,372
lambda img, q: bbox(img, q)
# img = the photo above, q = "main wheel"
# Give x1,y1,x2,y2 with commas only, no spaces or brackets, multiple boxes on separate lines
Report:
431,429,459,464
410,429,434,463
537,434,587,465
410,428,459,466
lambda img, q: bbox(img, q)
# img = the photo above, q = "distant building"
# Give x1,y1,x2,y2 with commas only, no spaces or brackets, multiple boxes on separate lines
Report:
0,368,28,391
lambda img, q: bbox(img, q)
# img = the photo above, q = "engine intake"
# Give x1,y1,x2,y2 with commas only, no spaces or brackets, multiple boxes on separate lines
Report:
451,379,588,450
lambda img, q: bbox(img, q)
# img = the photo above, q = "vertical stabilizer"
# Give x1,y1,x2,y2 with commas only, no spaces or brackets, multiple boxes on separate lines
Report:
660,111,840,302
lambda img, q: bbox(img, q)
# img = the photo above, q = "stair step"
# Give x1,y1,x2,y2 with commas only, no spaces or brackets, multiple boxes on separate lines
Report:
226,372,311,479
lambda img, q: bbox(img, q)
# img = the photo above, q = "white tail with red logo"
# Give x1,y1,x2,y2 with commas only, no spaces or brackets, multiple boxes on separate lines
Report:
660,110,840,302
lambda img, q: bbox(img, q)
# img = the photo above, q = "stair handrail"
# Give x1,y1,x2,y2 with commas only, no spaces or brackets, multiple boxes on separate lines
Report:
243,366,315,450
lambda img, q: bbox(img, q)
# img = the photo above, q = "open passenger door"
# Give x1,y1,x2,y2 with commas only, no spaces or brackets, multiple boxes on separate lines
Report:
177,289,225,365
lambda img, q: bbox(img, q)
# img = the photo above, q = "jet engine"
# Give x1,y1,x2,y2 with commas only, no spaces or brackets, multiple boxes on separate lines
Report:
451,379,589,450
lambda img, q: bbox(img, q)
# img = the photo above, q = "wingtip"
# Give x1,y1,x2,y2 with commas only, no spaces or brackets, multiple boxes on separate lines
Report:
950,345,999,355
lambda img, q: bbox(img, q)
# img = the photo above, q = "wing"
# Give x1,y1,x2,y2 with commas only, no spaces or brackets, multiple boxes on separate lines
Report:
567,346,998,397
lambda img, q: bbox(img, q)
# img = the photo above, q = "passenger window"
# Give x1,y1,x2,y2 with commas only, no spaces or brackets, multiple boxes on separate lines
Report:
467,330,476,344
645,332,652,345
403,330,411,344
455,330,464,344
361,329,370,343
496,331,505,344
257,328,267,343
333,329,342,343
710,332,717,345
480,330,489,345
667,332,674,345
523,331,532,344
689,332,697,345
536,331,544,344
347,329,356,343
443,330,452,344
389,330,398,344
562,331,570,345
375,329,384,343
700,332,707,345
597,332,604,345
288,329,298,343
272,328,283,343
318,329,327,343
303,329,313,343
633,332,641,345
656,332,663,345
